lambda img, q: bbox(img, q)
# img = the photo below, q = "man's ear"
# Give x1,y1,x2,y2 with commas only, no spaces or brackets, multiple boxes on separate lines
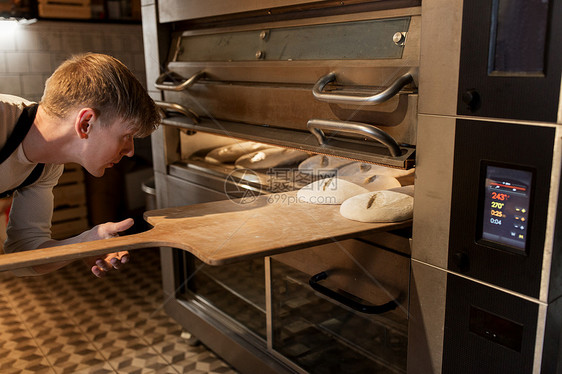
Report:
75,108,97,139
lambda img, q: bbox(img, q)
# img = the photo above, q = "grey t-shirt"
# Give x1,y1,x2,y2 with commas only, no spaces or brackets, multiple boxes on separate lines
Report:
0,94,64,275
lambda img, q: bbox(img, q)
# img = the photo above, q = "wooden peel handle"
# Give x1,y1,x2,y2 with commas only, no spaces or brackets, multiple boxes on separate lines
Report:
0,231,164,272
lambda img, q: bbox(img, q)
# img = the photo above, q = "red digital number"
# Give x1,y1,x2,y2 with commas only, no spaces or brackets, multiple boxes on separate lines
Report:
491,192,510,201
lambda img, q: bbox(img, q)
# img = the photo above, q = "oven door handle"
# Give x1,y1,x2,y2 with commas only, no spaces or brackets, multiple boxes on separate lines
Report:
307,119,401,157
155,71,205,91
155,101,200,124
309,271,398,314
312,72,413,105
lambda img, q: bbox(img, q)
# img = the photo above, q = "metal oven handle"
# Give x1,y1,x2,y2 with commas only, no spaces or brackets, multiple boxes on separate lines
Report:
155,71,205,91
155,101,200,124
309,271,398,314
307,119,402,157
312,72,414,105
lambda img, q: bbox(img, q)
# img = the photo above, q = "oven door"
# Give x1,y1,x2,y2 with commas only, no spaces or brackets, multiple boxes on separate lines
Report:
271,234,410,373
155,6,420,168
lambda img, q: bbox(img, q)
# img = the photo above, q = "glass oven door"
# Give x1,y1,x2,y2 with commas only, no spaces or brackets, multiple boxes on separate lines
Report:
271,234,410,373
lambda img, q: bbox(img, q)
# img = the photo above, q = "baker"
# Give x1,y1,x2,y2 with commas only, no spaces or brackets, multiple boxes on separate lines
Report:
0,53,160,278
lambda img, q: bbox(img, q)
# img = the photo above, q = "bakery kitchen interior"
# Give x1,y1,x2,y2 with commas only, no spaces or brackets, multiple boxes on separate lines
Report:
0,0,561,373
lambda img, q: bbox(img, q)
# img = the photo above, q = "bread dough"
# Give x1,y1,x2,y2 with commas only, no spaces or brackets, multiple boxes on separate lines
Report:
388,185,415,197
205,141,272,164
235,148,310,169
298,155,353,176
340,190,414,222
342,174,401,191
297,177,369,205
338,162,415,179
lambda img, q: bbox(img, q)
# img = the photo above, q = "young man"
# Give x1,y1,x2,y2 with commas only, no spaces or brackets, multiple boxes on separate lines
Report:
0,53,160,278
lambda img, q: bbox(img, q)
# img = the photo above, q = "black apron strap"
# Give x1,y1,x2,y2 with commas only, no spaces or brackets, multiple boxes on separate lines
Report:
0,104,45,199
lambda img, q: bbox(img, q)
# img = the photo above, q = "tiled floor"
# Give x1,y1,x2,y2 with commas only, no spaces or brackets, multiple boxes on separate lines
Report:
0,248,238,374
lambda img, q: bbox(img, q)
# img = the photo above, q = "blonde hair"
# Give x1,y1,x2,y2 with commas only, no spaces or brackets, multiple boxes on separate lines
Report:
40,53,160,137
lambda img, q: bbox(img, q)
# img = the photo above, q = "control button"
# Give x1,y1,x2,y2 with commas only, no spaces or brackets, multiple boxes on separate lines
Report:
453,252,469,272
461,89,481,111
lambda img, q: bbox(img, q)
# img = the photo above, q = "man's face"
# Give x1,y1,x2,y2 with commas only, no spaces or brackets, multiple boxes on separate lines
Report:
82,118,136,177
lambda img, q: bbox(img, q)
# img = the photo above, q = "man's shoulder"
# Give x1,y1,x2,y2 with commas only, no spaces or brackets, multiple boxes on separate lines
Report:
0,94,34,108
0,94,36,142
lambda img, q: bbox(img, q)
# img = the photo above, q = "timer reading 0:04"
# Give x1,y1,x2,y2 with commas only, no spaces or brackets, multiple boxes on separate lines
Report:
490,218,502,225
491,192,511,201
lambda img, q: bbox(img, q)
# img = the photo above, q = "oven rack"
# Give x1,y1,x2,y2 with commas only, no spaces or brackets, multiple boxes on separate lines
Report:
160,115,416,169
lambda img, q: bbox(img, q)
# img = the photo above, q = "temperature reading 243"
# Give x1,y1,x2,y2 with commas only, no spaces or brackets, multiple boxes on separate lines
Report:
480,164,533,252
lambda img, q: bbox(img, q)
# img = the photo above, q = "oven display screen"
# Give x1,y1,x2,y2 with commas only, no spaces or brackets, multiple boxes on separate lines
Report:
480,165,533,252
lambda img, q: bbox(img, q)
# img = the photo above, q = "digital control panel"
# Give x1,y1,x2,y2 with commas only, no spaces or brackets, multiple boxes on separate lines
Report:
479,164,534,253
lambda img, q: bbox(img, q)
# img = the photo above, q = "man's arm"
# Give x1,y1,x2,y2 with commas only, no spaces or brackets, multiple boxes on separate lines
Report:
34,218,134,277
5,165,133,278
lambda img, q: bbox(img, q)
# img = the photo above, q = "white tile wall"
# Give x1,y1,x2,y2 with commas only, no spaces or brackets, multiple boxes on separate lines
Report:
0,21,146,103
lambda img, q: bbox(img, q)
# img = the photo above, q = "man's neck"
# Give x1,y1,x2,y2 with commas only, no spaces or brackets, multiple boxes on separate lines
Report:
22,105,76,164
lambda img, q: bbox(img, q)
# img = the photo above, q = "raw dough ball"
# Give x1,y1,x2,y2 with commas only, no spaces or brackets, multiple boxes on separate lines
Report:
297,177,369,205
235,148,310,169
388,185,415,197
205,141,271,164
298,155,353,175
340,190,414,222
338,162,415,179
342,174,401,192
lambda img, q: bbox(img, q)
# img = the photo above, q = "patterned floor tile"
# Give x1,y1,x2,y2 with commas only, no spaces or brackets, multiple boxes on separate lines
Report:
107,346,171,373
0,248,238,374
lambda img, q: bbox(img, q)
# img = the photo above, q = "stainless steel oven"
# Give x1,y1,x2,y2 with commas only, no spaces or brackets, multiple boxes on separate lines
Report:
140,0,562,372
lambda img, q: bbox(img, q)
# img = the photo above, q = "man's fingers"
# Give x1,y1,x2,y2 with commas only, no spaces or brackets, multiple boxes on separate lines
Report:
96,259,110,272
113,218,134,233
91,266,104,278
110,257,121,269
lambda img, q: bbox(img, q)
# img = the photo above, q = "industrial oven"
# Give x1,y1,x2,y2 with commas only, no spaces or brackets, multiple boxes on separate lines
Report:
140,0,562,373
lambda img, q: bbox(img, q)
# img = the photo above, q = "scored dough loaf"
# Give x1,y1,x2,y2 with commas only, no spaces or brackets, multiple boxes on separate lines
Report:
235,148,310,169
205,141,272,164
297,177,369,204
342,174,401,191
338,162,415,179
339,190,414,222
387,185,415,197
298,155,353,175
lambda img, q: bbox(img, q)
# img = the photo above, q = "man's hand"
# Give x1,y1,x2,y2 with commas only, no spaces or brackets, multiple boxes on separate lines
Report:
85,250,130,278
34,218,135,276
82,218,134,278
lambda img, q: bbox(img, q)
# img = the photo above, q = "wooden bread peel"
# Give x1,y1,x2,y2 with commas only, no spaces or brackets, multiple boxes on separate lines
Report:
0,192,411,272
